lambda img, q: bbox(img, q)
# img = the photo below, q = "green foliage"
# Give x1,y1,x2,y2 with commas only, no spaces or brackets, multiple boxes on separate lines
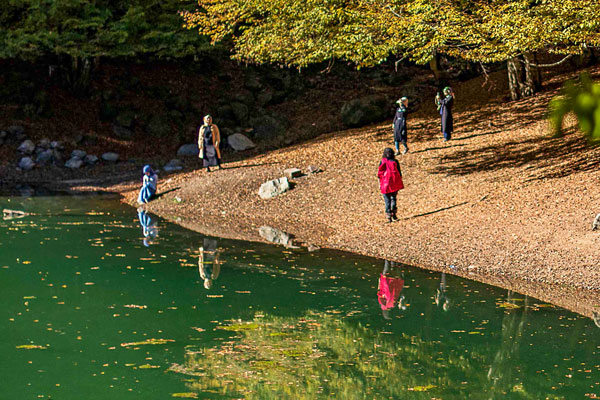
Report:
183,0,600,68
0,0,211,60
549,73,600,142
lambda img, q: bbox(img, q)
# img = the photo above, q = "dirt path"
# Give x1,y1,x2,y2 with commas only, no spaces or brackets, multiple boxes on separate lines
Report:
72,67,600,319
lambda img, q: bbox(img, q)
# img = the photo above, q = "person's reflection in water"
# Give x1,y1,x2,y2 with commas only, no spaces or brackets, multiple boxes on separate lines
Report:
434,272,450,311
198,238,222,290
378,260,406,320
137,208,158,246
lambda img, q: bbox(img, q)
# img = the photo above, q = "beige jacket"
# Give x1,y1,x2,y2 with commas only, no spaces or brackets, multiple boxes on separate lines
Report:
198,124,221,159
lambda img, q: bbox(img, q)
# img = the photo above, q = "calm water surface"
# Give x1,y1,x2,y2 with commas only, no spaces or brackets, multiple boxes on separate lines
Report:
1,195,600,399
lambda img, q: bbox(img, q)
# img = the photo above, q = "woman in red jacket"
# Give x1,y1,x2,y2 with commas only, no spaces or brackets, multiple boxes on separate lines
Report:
377,148,404,222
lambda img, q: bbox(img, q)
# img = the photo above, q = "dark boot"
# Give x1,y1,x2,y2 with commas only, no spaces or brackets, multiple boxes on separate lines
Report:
386,212,393,223
392,208,399,221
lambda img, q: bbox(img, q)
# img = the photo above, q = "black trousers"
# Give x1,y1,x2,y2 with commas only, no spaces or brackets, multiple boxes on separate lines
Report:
383,191,398,214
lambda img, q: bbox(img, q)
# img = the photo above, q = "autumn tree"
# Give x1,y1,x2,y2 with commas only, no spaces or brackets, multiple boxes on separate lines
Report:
183,0,600,100
0,0,211,92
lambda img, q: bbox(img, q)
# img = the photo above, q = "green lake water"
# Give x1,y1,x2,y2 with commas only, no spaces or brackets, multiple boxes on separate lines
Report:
1,194,600,399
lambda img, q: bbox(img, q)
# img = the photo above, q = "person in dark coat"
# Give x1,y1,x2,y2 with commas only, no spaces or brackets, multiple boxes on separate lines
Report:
377,148,404,223
435,86,454,141
392,97,409,155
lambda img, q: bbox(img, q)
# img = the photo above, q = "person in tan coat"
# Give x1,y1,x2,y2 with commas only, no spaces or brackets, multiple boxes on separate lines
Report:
198,114,222,172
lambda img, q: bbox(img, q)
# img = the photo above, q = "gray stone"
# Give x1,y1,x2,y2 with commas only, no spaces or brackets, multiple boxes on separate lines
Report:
101,152,120,162
163,159,183,172
65,158,84,169
17,140,35,154
35,149,54,165
71,149,87,160
7,125,25,137
307,165,322,174
18,157,35,171
593,213,600,231
37,138,51,149
176,143,199,157
227,133,256,151
112,124,133,139
50,141,64,150
341,95,390,128
230,102,249,124
250,114,286,141
84,154,99,165
284,168,302,179
259,226,298,248
258,177,290,199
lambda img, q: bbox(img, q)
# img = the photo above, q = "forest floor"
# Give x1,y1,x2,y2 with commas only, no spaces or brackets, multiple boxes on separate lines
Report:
54,65,600,320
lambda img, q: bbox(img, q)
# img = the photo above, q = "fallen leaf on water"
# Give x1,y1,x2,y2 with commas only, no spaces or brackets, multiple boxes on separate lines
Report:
191,327,206,332
16,345,47,350
207,295,223,298
171,393,198,399
124,304,147,309
121,338,175,347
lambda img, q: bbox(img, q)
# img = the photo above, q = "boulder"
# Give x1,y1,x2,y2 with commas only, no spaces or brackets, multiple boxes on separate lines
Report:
65,158,84,169
35,149,54,165
37,138,51,149
593,213,600,231
176,143,199,157
341,95,390,128
18,157,35,171
230,102,249,124
259,226,298,248
7,125,25,138
101,152,120,162
307,165,322,174
50,141,64,150
284,168,302,179
163,159,183,172
112,124,133,139
227,133,256,151
258,177,290,199
250,114,286,141
17,140,35,154
84,154,99,165
71,149,87,160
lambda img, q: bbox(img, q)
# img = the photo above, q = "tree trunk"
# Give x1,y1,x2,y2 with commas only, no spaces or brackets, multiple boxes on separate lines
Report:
507,54,539,101
429,52,443,83
61,56,94,95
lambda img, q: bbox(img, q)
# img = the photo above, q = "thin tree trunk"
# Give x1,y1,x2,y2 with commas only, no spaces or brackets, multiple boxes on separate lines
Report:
429,52,443,82
507,57,521,101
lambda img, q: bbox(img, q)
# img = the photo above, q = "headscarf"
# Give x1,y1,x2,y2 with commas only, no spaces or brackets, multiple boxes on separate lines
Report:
143,165,154,175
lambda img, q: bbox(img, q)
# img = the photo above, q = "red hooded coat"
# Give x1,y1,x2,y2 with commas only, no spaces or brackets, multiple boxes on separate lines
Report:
378,158,404,194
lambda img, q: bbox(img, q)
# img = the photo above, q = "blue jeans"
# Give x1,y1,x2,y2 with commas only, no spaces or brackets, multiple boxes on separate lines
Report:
383,191,398,214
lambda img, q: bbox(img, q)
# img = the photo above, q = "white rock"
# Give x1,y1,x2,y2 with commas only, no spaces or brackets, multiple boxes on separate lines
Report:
101,152,120,162
258,177,290,199
284,168,302,179
17,140,35,154
65,158,83,169
227,133,256,151
18,157,35,171
84,154,99,165
71,149,87,159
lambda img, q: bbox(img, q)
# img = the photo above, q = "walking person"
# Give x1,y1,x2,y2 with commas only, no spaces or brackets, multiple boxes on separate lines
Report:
392,97,409,154
198,114,222,172
435,86,454,141
377,148,404,223
137,165,158,204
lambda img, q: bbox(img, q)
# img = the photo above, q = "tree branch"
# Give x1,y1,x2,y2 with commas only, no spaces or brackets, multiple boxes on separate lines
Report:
527,54,573,68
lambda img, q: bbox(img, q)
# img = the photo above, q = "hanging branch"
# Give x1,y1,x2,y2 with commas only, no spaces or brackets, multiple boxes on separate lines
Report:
527,54,573,68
